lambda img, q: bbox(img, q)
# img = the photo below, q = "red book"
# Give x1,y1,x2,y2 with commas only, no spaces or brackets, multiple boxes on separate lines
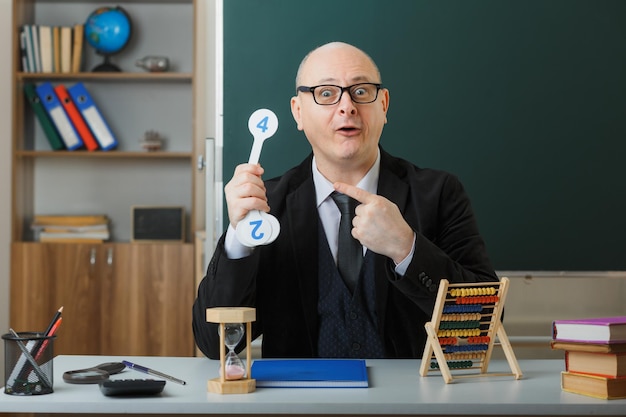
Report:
553,316,626,344
54,84,99,151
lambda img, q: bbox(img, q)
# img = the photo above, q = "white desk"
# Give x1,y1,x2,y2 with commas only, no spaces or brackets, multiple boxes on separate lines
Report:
0,355,624,415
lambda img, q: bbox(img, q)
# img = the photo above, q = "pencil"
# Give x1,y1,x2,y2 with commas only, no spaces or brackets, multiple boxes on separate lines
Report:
44,306,63,336
34,316,62,361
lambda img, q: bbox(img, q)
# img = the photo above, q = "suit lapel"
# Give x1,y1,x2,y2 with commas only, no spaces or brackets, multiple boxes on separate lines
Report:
285,175,320,342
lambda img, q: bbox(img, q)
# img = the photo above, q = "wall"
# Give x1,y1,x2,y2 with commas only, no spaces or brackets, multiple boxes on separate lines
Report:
0,0,12,379
494,273,626,359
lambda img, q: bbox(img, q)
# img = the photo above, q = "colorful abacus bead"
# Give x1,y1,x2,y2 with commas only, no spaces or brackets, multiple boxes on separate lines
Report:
467,336,490,344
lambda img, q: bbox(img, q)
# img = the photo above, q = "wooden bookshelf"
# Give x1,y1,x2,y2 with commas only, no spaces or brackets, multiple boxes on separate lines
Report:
9,0,205,360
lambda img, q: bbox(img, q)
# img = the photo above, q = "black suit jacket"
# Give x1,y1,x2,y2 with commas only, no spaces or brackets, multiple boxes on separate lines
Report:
193,147,498,359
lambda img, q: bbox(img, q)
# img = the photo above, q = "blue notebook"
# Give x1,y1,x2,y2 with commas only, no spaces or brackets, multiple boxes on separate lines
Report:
251,359,368,388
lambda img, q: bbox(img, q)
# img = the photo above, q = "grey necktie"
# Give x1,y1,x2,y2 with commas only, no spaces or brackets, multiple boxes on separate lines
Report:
330,192,363,293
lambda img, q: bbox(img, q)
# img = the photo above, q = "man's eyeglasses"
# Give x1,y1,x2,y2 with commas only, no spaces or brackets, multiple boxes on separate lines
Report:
296,83,383,105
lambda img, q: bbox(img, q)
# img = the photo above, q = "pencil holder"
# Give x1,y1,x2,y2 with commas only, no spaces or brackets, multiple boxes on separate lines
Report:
2,332,55,395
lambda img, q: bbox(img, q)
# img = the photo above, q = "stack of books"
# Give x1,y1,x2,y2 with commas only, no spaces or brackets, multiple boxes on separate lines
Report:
551,316,626,399
31,215,111,243
19,24,83,74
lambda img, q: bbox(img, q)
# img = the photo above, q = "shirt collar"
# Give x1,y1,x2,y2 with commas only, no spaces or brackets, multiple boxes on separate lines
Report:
312,149,381,207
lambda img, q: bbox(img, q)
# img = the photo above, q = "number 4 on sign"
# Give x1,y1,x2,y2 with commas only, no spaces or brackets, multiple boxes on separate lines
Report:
256,116,270,133
247,109,278,165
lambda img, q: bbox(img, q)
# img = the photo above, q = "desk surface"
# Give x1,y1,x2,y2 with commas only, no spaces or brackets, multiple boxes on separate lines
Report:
1,355,625,415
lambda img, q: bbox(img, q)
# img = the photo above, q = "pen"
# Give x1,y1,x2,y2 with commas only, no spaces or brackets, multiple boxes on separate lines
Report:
122,360,187,385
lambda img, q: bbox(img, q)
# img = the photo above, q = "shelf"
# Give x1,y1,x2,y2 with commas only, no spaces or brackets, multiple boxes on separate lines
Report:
17,72,193,82
15,150,194,159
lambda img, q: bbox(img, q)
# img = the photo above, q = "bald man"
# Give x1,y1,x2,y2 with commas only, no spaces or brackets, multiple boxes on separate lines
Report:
193,42,498,359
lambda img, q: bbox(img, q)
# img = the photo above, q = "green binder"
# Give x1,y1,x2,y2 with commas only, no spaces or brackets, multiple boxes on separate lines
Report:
23,83,65,151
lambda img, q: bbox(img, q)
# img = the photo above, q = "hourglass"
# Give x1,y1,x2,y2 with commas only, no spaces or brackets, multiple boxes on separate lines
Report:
205,307,256,394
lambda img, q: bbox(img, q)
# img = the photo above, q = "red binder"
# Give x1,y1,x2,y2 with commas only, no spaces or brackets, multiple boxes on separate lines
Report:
54,84,99,151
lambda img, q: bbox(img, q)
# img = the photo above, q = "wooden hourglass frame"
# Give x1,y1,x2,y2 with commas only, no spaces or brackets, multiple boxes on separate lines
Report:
205,307,256,394
419,277,523,383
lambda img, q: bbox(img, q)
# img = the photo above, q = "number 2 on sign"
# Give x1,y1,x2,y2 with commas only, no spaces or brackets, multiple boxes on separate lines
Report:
249,219,265,240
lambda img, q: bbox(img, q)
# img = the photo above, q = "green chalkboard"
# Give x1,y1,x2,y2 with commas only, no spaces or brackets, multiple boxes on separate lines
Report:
223,0,626,271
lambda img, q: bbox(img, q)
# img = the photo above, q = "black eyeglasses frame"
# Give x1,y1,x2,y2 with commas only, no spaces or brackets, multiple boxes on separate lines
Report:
296,83,383,105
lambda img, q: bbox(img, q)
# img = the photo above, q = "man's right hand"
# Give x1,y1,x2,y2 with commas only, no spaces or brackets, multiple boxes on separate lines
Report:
224,163,270,228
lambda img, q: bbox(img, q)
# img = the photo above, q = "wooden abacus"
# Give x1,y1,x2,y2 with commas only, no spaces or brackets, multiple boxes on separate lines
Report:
419,277,522,383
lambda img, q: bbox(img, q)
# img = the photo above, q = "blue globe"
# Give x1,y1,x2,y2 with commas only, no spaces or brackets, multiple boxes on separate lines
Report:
85,7,132,55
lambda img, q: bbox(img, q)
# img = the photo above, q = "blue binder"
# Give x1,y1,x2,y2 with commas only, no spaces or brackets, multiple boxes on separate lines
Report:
67,82,118,150
35,82,83,150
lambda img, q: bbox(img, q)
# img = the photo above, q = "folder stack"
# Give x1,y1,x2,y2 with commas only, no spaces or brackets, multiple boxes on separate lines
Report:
28,82,118,152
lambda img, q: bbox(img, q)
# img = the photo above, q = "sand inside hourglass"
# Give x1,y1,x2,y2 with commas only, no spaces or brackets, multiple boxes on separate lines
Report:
224,361,246,380
219,323,247,380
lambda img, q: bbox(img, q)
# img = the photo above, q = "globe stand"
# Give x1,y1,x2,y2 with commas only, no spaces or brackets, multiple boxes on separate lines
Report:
205,307,256,394
92,54,121,72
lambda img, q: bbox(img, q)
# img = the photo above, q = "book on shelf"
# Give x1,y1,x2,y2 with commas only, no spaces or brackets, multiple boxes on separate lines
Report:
553,316,626,344
551,340,626,354
565,350,626,378
33,214,109,227
52,26,61,73
39,236,105,244
19,27,29,73
60,26,72,73
561,371,626,400
37,224,109,233
54,84,99,151
250,359,368,388
71,24,84,73
35,82,84,150
22,25,36,73
39,25,53,73
23,83,65,151
38,230,110,242
30,24,42,73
